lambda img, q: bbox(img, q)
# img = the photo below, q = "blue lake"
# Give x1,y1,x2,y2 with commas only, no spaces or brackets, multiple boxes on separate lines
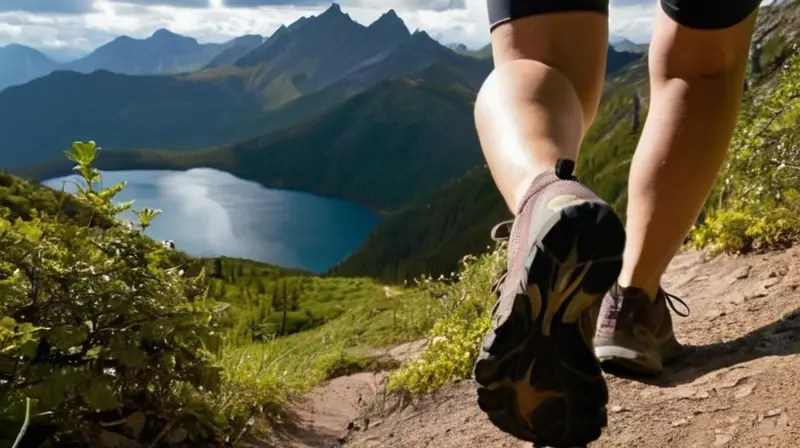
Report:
42,169,382,273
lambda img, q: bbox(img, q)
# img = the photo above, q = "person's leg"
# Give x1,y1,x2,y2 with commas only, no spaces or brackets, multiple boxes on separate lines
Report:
473,1,626,446
595,0,760,376
476,10,608,212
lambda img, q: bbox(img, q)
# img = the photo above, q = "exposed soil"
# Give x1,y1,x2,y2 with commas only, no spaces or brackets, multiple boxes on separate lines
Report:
252,247,800,448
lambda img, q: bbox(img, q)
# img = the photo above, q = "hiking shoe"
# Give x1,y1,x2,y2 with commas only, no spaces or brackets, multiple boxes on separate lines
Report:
594,284,690,377
473,159,625,448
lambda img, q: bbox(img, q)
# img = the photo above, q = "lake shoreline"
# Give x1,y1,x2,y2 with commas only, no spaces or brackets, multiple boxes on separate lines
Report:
15,152,400,217
41,168,382,273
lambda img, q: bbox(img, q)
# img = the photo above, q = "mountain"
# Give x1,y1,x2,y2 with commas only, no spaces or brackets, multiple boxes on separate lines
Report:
457,43,492,59
447,43,468,51
0,5,493,168
63,28,224,75
0,44,60,91
0,31,261,92
0,68,266,167
15,64,483,211
204,34,264,68
230,6,420,97
612,38,648,54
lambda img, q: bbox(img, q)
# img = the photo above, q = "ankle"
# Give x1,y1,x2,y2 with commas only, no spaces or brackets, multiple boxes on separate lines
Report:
615,277,660,300
512,158,578,214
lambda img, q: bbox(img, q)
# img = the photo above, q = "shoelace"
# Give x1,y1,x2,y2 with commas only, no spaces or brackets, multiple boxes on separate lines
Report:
489,219,691,319
663,290,691,317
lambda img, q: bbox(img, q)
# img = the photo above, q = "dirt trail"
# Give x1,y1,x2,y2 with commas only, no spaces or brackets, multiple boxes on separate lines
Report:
254,248,800,447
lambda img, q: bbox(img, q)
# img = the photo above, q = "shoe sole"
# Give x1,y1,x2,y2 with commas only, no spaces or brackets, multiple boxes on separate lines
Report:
596,347,662,379
474,201,625,448
597,337,684,379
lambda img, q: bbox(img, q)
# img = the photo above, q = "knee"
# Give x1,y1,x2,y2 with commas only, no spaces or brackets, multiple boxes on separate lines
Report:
650,7,758,81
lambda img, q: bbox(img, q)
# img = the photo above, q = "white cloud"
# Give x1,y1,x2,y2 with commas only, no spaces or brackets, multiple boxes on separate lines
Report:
0,0,658,56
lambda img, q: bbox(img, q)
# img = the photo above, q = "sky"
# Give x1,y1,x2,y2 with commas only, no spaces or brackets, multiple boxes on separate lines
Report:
0,0,661,60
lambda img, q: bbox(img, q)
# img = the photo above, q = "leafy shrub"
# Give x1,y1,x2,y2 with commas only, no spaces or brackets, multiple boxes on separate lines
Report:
692,47,800,253
387,248,503,394
0,142,225,446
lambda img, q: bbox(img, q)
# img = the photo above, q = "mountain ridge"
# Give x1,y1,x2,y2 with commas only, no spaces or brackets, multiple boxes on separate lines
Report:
0,6,502,168
0,30,263,91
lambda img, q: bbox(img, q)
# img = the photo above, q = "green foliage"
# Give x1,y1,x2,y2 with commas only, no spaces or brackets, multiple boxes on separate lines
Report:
0,142,228,446
692,47,800,253
387,248,503,394
0,171,114,229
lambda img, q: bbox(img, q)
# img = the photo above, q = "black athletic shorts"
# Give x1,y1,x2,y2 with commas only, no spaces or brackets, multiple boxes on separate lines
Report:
487,0,761,31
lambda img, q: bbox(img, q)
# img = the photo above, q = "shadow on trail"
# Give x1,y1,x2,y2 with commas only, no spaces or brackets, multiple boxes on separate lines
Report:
612,307,800,388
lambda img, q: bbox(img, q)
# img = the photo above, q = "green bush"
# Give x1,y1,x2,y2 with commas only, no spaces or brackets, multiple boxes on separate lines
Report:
692,47,800,253
387,248,503,394
0,142,224,446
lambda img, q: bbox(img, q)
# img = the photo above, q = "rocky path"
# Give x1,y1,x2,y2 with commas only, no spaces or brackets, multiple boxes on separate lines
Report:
254,248,800,447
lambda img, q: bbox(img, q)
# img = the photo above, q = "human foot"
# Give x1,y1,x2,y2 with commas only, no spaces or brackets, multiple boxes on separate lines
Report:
473,159,625,447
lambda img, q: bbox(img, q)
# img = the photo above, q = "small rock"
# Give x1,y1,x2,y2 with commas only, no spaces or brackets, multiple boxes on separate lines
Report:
672,418,691,427
734,384,755,399
693,391,711,400
718,376,749,389
730,266,751,281
610,405,627,413
764,408,783,418
714,433,732,446
744,291,768,300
